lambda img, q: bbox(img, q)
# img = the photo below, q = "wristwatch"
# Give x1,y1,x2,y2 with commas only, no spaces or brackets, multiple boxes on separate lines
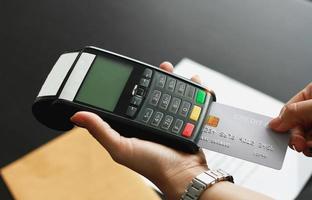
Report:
180,169,234,200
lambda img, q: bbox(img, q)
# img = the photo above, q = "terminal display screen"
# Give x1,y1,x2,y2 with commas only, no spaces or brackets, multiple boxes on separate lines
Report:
75,56,133,111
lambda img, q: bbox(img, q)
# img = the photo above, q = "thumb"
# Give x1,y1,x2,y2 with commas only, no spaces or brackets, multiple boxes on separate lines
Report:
269,100,312,132
70,111,124,158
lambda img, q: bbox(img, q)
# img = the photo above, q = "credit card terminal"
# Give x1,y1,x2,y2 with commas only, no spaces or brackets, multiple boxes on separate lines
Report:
33,46,215,152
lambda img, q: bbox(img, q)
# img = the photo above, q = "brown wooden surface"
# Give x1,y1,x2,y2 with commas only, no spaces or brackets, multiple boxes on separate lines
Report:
1,128,160,200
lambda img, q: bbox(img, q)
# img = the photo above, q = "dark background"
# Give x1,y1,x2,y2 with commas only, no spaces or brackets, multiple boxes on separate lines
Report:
0,0,311,199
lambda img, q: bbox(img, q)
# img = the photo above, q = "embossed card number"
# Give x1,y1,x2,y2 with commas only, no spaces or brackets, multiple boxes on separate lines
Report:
197,102,289,170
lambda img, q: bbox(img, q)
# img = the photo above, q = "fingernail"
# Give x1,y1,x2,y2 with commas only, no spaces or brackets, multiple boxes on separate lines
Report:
293,145,298,152
279,106,286,117
290,144,294,150
70,115,76,122
269,117,282,128
71,121,80,127
270,116,291,132
70,115,82,127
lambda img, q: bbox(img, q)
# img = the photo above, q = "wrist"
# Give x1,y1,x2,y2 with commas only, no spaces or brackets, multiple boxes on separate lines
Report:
198,181,233,200
158,165,208,200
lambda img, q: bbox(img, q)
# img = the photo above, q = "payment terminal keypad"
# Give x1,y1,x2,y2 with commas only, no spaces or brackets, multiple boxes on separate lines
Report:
141,108,153,123
179,101,191,117
151,112,164,126
130,96,142,106
168,97,181,113
159,94,171,110
166,78,176,92
150,90,161,106
126,106,137,118
129,70,207,140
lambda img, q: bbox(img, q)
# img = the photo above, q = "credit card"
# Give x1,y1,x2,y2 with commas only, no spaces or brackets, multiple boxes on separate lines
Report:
197,102,289,169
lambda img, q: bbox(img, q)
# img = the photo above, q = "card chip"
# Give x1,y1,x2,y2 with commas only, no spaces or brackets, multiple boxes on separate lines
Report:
207,115,219,127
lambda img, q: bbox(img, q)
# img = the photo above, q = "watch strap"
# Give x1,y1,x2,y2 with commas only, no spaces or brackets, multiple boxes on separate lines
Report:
180,169,234,200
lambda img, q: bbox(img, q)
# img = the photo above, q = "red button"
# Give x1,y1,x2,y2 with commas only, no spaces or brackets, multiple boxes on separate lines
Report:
182,123,195,138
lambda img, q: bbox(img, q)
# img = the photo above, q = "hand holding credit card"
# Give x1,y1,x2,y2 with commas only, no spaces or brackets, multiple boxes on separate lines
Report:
176,62,289,170
198,102,289,169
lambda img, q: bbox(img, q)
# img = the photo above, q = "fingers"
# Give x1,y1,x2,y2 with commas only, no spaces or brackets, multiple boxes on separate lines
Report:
190,74,216,100
269,94,312,157
191,75,202,84
159,61,203,85
286,82,312,104
159,61,174,73
303,130,312,157
303,138,312,157
70,111,127,160
289,126,306,152
270,82,312,132
159,61,216,100
269,99,312,132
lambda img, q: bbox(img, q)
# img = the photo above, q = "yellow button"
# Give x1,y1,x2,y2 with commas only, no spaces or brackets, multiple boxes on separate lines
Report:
190,106,201,121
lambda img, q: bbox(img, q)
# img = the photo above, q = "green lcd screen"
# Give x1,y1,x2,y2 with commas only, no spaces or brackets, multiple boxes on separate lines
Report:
75,56,133,111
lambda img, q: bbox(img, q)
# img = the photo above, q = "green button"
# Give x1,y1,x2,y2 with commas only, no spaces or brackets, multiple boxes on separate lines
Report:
196,89,206,104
